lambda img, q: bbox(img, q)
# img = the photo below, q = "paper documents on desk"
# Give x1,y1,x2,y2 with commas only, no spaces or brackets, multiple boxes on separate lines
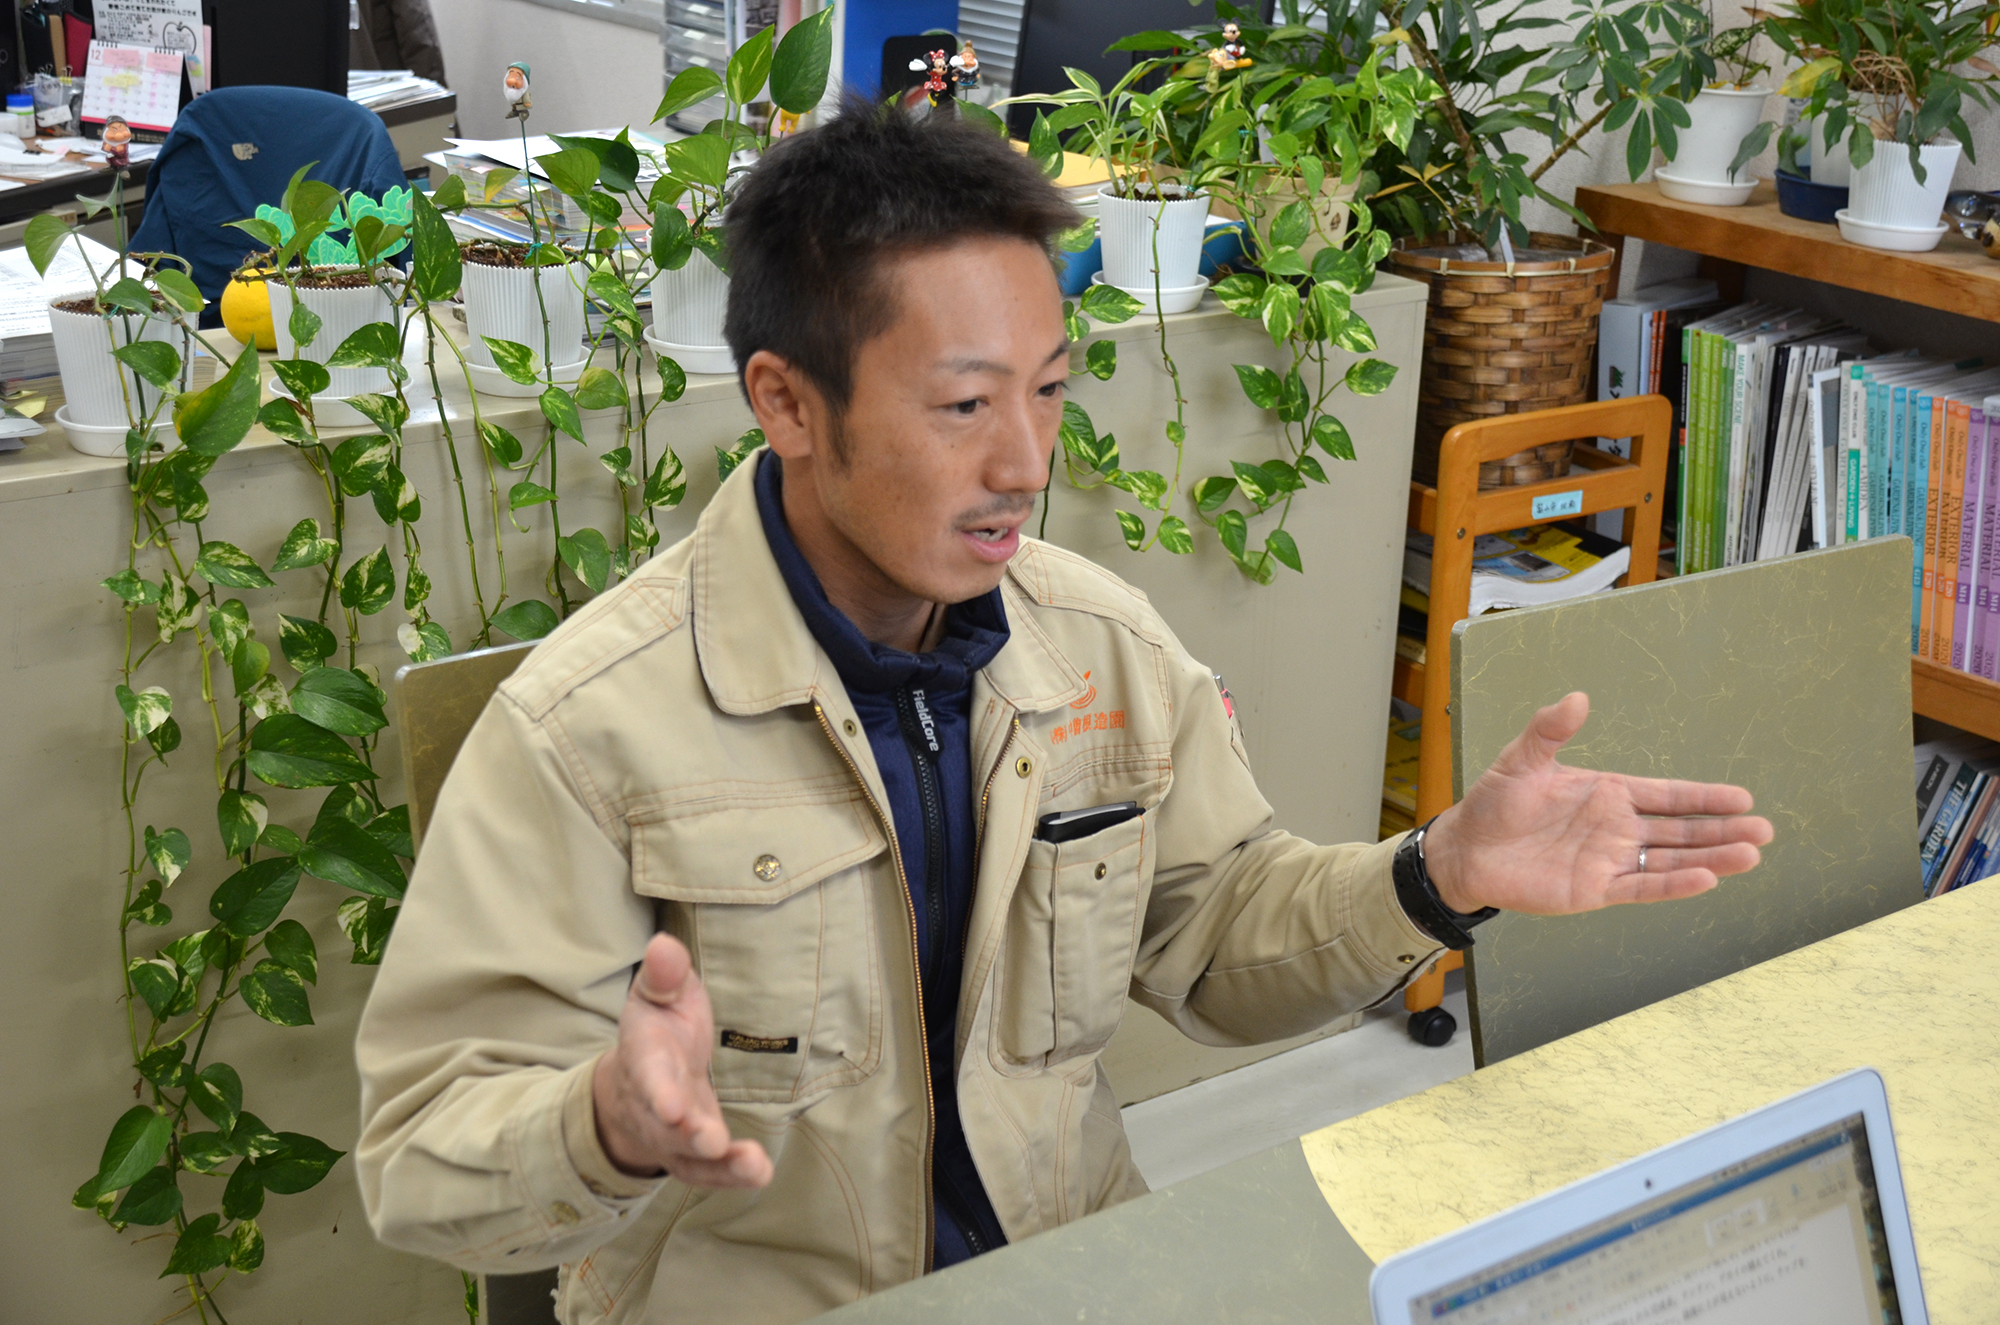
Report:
0,234,124,337
0,393,47,450
445,130,666,182
1404,525,1631,615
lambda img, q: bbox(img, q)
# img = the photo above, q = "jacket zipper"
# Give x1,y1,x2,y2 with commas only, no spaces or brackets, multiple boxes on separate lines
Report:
813,702,937,1272
892,688,949,983
976,717,1022,846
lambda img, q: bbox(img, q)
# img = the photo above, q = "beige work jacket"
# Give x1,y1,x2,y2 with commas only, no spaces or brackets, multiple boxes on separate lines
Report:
355,454,1443,1323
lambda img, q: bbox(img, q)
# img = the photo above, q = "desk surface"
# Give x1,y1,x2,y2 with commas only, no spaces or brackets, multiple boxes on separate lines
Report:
818,885,1994,1323
1305,881,1999,1320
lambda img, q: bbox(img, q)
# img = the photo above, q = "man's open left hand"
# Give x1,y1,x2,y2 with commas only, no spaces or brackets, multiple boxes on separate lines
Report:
1423,692,1774,917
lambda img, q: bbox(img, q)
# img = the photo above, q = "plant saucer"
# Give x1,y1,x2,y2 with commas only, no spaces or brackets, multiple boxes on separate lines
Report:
1089,272,1211,315
642,332,735,376
1835,208,1949,252
56,406,176,459
1654,170,1758,206
466,355,591,399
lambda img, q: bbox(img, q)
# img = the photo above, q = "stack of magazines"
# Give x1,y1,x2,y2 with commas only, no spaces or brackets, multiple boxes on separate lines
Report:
1915,737,2000,897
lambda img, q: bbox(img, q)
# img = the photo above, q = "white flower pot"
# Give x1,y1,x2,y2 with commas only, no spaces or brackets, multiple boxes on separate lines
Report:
268,275,401,400
1849,139,1962,230
1097,184,1211,291
461,255,587,370
649,249,729,350
1808,116,1853,187
1665,86,1771,185
49,295,193,443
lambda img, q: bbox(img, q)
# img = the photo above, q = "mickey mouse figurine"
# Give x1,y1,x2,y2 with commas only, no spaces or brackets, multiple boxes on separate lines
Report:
908,49,953,106
1208,22,1252,70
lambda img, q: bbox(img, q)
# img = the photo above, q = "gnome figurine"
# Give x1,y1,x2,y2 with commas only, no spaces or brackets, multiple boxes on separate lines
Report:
504,62,532,120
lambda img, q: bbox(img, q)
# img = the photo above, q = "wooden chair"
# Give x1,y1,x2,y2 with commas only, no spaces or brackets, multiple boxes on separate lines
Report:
1395,396,1674,1046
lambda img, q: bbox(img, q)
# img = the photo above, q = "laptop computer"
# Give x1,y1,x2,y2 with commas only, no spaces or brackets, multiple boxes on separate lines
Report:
1369,1068,1928,1323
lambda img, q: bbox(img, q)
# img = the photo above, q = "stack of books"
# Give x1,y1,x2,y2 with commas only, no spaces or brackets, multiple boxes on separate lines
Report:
1915,737,2000,897
1634,291,2000,680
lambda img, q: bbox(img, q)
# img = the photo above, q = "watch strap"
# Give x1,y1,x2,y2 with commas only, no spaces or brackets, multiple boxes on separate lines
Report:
1392,816,1499,951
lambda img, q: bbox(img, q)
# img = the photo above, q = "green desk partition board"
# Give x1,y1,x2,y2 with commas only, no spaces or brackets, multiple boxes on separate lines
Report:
1452,537,1921,1068
811,1142,1376,1324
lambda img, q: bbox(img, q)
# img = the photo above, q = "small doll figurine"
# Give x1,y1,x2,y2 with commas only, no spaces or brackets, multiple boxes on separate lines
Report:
1208,22,1251,70
100,115,132,169
950,41,981,99
503,62,532,120
907,48,952,106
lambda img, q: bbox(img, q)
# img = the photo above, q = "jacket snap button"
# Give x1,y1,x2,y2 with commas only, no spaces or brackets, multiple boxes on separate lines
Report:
842,719,858,737
1398,953,1416,964
1094,862,1107,880
1014,756,1032,778
549,1201,581,1225
753,854,782,881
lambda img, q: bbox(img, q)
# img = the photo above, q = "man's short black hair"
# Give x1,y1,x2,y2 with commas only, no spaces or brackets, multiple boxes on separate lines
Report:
723,101,1080,412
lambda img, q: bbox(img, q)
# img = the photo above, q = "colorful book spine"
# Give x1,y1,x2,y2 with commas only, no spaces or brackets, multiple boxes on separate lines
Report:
1888,382,1904,536
1869,375,1891,540
1910,387,1930,655
1842,363,1866,543
1920,393,1945,660
1714,335,1737,570
1696,332,1720,571
1939,399,1969,664
1981,406,2000,679
1971,409,1994,675
1952,402,1982,668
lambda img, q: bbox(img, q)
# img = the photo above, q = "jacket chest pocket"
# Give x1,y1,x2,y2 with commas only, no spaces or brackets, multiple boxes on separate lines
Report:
631,796,887,1104
993,812,1152,1070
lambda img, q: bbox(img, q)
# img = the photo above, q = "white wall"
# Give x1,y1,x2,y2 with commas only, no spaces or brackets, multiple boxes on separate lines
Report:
429,0,664,139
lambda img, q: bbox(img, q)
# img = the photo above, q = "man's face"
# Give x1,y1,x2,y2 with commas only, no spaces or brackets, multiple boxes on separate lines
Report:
789,237,1068,607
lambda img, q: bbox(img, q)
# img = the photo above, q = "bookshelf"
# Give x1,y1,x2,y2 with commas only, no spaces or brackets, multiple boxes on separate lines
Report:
1577,181,2000,745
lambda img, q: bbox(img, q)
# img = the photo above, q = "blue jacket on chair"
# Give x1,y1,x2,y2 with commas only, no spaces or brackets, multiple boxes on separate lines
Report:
128,87,408,325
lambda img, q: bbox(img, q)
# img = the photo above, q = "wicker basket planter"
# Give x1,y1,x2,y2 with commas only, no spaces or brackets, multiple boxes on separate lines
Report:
1386,233,1616,487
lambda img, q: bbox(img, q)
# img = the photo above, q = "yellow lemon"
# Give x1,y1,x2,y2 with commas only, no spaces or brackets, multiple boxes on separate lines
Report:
221,270,275,350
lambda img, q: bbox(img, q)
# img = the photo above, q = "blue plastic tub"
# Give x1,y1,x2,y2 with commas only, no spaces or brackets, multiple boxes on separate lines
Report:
1775,167,1847,224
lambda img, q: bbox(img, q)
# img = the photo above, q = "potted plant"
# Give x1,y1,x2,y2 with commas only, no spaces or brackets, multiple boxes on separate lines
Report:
25,197,206,455
1657,22,1774,203
641,14,834,374
459,239,589,394
1004,57,1221,304
1764,0,2000,250
232,171,408,424
1363,0,1710,484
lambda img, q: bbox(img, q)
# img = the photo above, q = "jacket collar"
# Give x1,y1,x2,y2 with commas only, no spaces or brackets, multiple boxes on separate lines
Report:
691,449,1088,716
753,452,1008,696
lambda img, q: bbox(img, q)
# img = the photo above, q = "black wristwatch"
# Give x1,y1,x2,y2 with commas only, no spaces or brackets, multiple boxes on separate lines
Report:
1392,816,1499,950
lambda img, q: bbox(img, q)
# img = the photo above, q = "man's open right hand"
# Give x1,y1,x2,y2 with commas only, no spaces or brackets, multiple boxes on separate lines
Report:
592,933,775,1188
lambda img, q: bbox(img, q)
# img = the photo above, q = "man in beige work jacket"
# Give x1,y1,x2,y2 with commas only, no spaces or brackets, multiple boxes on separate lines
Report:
354,106,1772,1324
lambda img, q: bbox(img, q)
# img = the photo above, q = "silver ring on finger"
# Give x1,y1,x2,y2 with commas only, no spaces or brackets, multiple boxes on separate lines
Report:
1637,845,1648,874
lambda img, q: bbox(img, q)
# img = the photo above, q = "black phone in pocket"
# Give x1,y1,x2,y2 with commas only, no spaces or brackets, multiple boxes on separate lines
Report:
1034,802,1142,844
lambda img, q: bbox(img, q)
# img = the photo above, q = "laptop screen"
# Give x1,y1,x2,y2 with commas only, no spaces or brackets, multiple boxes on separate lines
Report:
1406,1113,1905,1324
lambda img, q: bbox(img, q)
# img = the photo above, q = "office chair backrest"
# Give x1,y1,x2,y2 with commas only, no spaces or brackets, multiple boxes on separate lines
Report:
128,86,407,322
394,641,537,852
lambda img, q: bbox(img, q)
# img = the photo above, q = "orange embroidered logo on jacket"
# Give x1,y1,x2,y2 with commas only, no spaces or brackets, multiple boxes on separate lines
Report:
1070,670,1097,710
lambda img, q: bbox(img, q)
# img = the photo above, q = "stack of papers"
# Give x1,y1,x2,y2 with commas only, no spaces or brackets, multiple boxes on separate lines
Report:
0,234,125,383
349,70,450,113
442,129,667,186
